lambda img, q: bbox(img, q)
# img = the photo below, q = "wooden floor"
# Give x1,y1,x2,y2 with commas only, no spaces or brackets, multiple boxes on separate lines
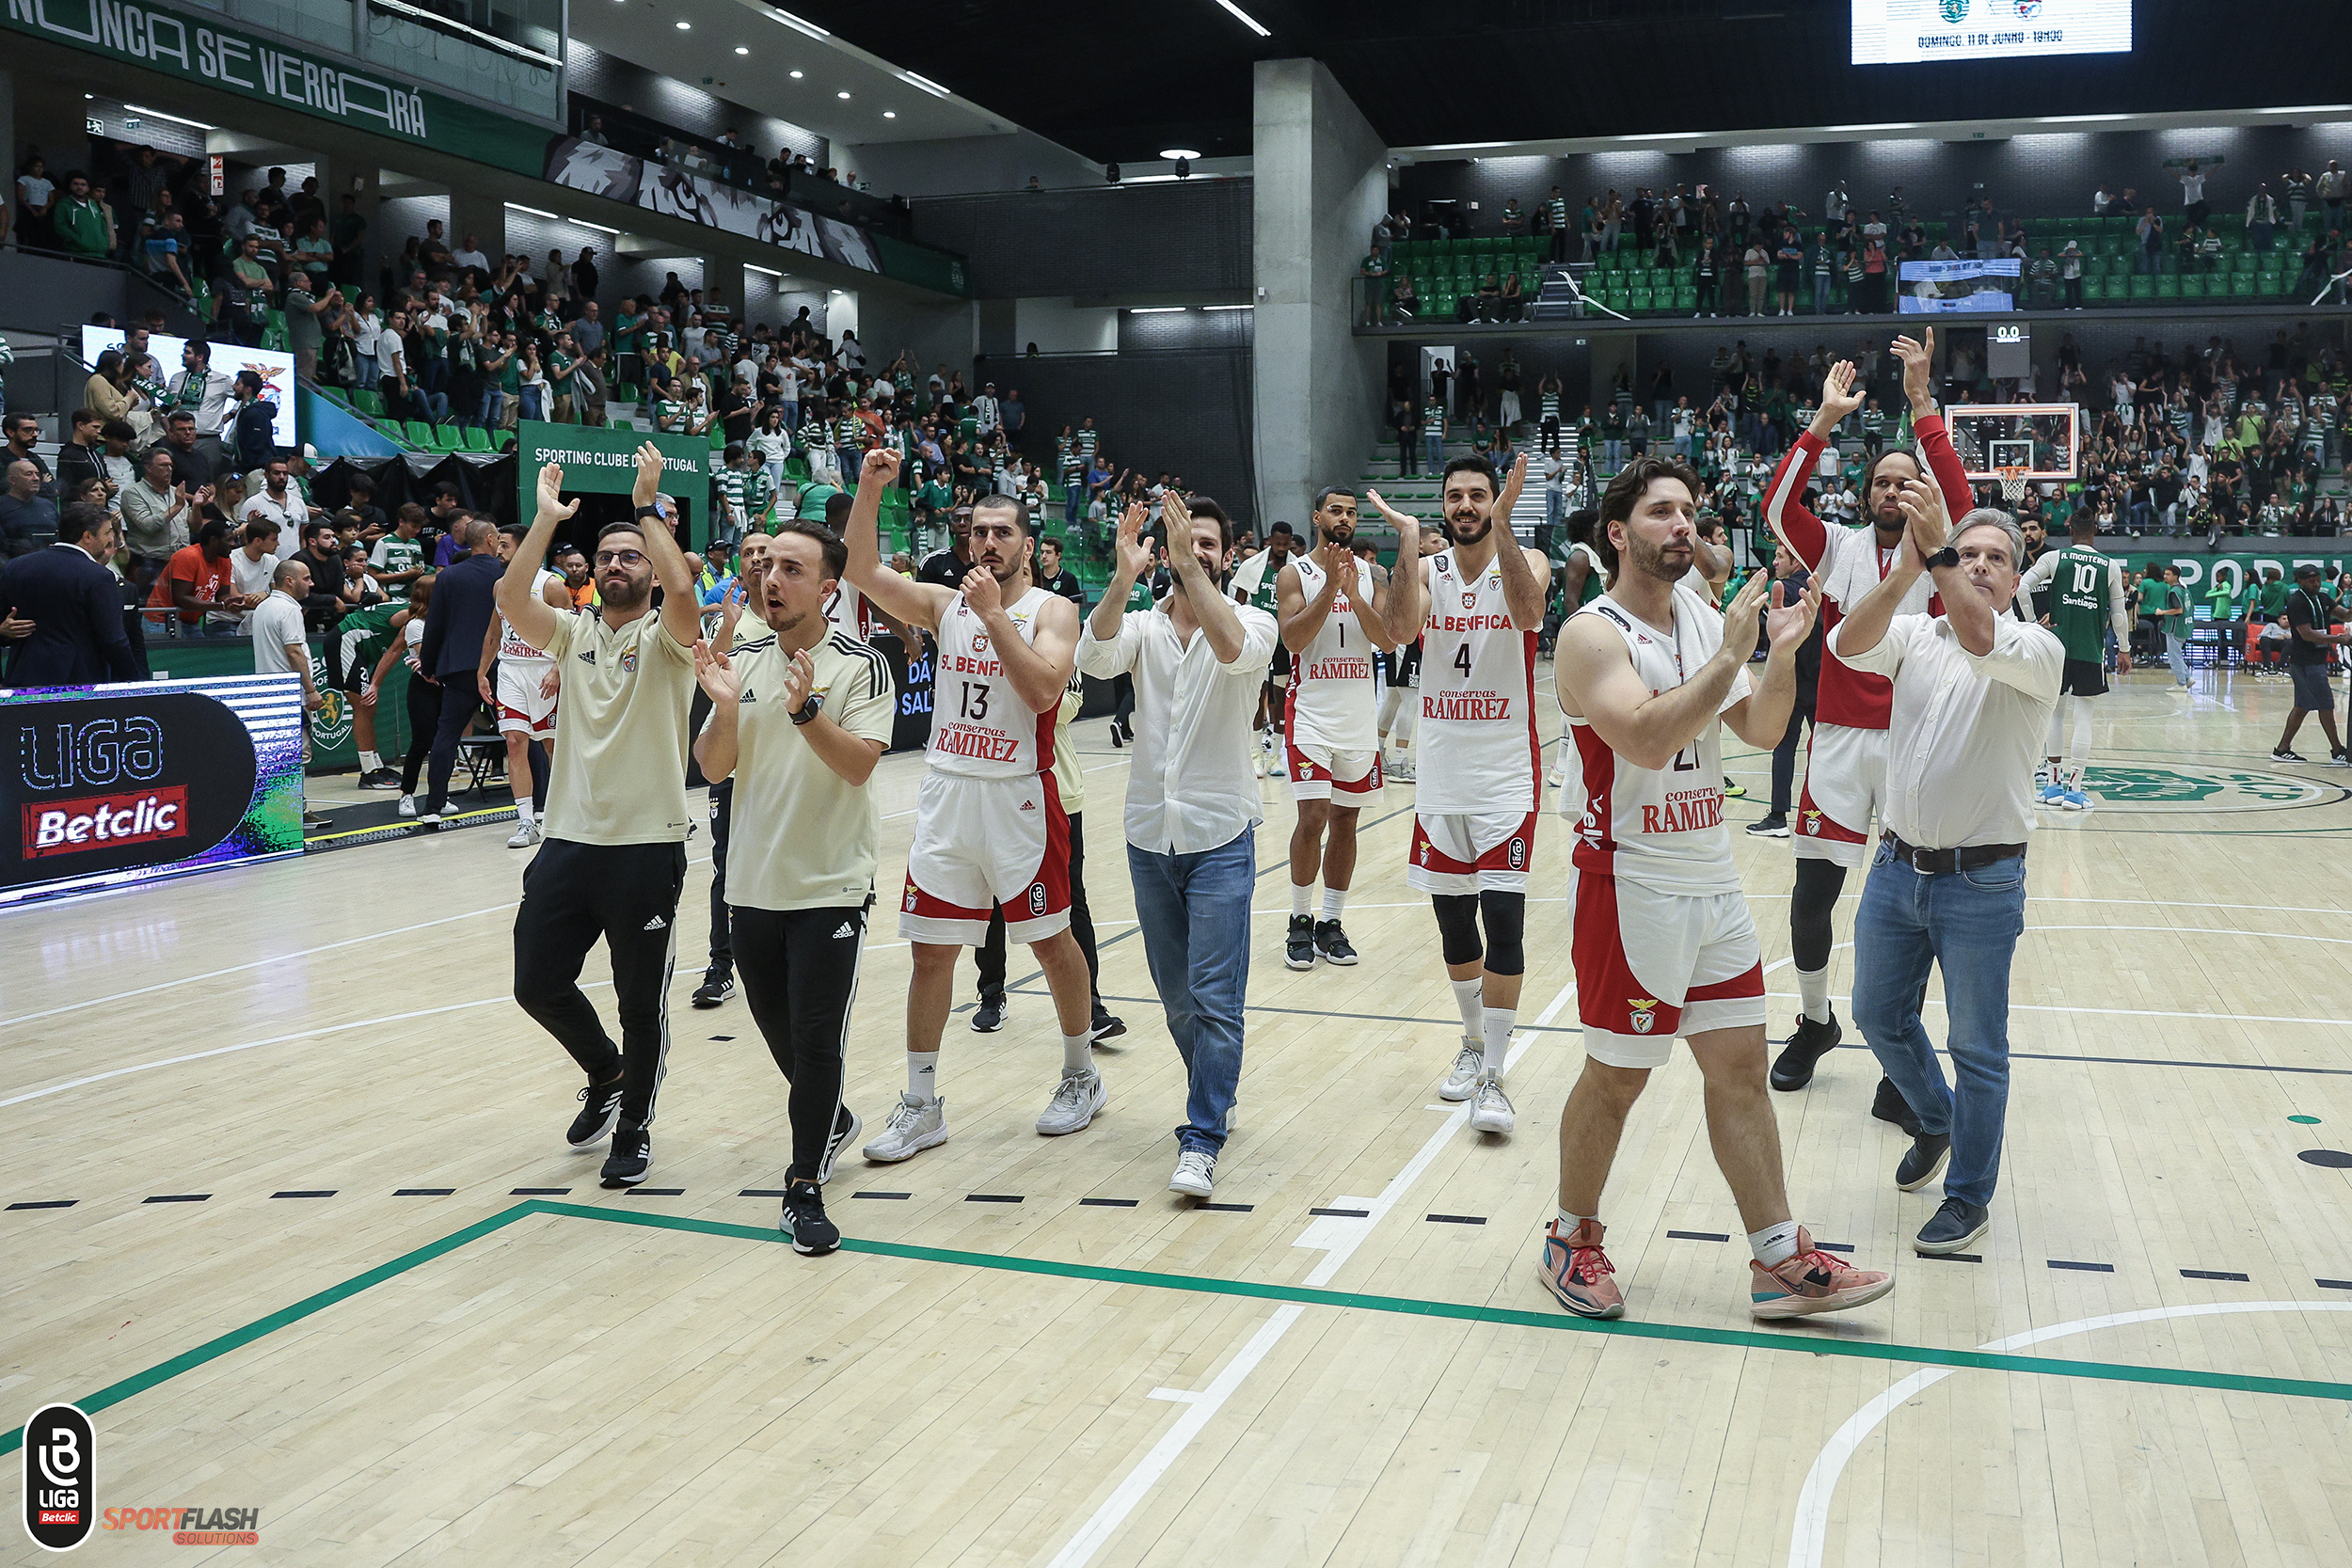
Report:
7,660,2352,1567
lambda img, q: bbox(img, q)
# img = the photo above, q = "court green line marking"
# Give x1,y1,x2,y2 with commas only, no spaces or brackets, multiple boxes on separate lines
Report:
8,1197,2349,1457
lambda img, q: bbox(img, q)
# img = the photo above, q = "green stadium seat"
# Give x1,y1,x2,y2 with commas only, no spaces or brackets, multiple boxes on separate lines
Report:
353,389,385,420
404,420,435,449
2156,275,2181,298
463,426,494,453
2228,274,2253,298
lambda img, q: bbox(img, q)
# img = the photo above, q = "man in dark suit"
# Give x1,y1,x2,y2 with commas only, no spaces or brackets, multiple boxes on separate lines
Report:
413,513,501,824
0,502,142,686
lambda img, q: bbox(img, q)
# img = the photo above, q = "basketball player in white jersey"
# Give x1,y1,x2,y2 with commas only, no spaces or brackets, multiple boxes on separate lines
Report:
1276,484,1401,970
840,448,1106,1161
1546,453,1893,1321
1374,453,1550,1137
485,522,570,847
817,490,886,641
1760,332,1974,1113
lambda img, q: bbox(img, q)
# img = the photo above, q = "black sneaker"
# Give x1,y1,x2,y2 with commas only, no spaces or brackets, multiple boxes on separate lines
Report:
2332,751,2352,769
1745,815,1790,837
600,1123,650,1186
971,991,1008,1032
817,1105,863,1185
1089,1005,1127,1042
1314,919,1359,965
301,814,333,832
2272,748,2308,763
1284,913,1316,971
359,768,405,791
565,1076,623,1148
780,1179,841,1256
1915,1195,1989,1256
1870,1076,1924,1137
1769,1013,1842,1091
691,970,735,1008
1109,721,1125,749
1896,1130,1952,1192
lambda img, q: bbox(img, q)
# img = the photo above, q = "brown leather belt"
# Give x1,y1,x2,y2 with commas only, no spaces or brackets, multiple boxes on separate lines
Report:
1882,833,2026,874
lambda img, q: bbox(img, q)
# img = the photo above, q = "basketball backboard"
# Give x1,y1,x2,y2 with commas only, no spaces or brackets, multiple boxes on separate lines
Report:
1945,404,2080,484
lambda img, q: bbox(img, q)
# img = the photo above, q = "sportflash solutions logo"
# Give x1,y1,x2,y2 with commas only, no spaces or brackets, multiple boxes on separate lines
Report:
23,1404,92,1550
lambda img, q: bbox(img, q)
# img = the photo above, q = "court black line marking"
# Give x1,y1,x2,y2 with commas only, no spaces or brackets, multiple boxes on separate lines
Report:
1668,1229,1730,1242
623,1188,686,1196
1080,1197,1139,1208
1815,1243,1856,1253
143,1195,207,1203
708,1036,735,1041
1829,1042,2352,1079
2319,1278,2352,1291
2182,1269,2252,1282
851,1191,910,1200
394,1188,455,1196
272,1191,336,1198
2299,1149,2352,1168
8,1199,74,1210
511,1187,571,1196
2049,1259,2117,1273
739,1188,792,1198
966,1194,1023,1203
1427,1213,1486,1225
1311,1207,1371,1217
1199,1202,1254,1212
1921,1253,1983,1263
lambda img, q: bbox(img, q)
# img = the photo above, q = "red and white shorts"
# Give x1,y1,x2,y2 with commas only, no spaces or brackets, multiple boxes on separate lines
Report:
1285,736,1382,804
898,770,1072,946
496,659,557,739
1794,721,1887,869
1406,809,1537,895
1569,867,1765,1068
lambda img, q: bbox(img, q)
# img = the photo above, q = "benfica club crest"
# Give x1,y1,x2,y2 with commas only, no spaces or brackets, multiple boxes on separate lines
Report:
1801,810,1822,835
1628,999,1660,1034
903,884,919,912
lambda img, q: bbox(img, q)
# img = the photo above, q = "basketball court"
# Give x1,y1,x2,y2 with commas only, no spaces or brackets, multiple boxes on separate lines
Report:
9,669,2350,1566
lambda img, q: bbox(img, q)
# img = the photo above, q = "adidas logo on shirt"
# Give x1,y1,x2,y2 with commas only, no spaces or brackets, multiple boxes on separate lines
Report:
740,686,757,703
579,649,597,665
1019,799,1036,812
832,923,854,939
643,915,668,930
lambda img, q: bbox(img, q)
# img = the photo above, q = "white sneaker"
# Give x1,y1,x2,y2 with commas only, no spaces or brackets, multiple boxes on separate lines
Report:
416,812,443,828
1547,763,1565,787
1169,1148,1216,1197
1439,1037,1485,1101
507,819,542,848
397,795,418,818
1470,1074,1517,1134
862,1093,947,1162
1388,755,1416,781
1036,1067,1106,1136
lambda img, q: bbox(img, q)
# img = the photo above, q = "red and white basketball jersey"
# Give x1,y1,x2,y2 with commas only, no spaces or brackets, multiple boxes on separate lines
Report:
1564,585,1750,896
1417,546,1539,815
1285,553,1379,752
1807,527,1938,731
499,568,563,665
824,579,882,642
928,583,1056,780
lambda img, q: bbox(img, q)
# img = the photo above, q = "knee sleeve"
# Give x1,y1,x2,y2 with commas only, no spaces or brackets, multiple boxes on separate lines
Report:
1431,894,1484,967
1789,857,1847,972
1478,890,1526,975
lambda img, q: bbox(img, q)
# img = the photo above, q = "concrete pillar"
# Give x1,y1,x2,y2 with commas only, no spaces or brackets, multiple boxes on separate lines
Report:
1589,330,1634,422
1252,58,1389,534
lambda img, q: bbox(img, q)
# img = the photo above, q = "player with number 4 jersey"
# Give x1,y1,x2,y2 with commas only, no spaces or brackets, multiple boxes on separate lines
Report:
841,448,1110,1164
1374,455,1550,1140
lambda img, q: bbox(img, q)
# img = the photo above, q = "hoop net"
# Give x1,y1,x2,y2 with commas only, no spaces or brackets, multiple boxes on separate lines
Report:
1994,467,2029,507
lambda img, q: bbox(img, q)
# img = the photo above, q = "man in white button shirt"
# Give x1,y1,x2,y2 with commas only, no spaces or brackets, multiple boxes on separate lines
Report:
1078,493,1280,1200
1831,480,2060,1260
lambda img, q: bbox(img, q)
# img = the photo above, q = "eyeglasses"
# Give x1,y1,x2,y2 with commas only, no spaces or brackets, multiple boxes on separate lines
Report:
595,549,647,568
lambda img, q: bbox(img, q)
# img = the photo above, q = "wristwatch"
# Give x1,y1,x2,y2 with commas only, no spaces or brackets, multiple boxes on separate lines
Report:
789,693,825,726
1924,546,1961,571
633,502,664,521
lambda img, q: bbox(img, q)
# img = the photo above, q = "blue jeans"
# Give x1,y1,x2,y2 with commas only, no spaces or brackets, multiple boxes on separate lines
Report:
1851,841,2027,1208
1127,830,1255,1155
519,386,544,422
1603,437,1623,469
1424,428,1444,470
1814,276,1833,315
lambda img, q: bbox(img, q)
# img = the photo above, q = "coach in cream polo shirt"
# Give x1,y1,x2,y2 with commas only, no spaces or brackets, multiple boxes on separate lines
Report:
499,448,704,1190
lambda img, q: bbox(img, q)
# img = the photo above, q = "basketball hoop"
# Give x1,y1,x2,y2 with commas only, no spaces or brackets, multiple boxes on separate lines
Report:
1994,467,2029,508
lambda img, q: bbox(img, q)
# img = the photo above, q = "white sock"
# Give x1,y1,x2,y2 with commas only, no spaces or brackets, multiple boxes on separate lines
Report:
359,749,382,772
1321,886,1346,922
1451,977,1485,1040
1062,1032,1092,1075
1480,1007,1517,1080
1749,1219,1802,1268
1556,1207,1596,1235
1796,965,1832,1025
1292,881,1313,917
908,1052,937,1101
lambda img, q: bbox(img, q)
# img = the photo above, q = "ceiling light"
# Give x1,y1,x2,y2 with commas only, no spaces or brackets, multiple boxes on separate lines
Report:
882,111,896,119
1202,304,1252,310
675,19,690,28
768,8,828,38
746,263,783,277
829,288,845,295
121,103,217,130
734,45,748,54
503,202,560,219
837,90,850,99
1159,149,1202,162
898,70,949,98
1128,306,1187,313
788,70,803,78
568,217,621,234
1211,0,1270,38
